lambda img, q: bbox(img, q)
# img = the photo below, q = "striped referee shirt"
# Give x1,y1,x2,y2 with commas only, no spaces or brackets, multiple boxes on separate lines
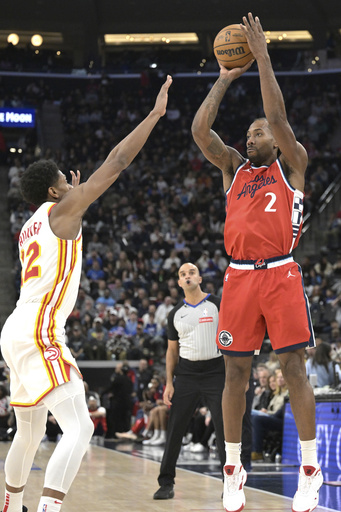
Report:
167,294,221,361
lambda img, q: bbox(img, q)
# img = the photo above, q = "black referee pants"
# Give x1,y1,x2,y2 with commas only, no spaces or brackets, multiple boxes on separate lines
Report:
158,356,225,487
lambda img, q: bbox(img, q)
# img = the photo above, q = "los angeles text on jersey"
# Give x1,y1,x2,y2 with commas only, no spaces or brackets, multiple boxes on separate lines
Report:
19,222,42,247
237,174,277,200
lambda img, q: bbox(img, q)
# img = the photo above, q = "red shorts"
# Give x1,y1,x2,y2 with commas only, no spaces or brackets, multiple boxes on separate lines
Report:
216,259,315,356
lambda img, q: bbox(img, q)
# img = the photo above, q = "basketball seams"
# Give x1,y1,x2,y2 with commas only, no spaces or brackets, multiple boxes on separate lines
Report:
213,23,253,69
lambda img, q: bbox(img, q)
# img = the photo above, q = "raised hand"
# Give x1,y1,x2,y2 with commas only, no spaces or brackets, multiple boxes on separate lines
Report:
240,13,268,60
218,59,254,82
152,75,173,117
70,169,81,187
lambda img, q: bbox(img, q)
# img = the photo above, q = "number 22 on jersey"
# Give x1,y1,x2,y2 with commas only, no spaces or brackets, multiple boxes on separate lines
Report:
20,241,41,286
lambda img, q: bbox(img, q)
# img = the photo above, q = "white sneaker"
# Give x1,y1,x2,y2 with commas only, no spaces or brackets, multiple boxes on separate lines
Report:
223,464,247,512
150,432,167,446
190,442,206,453
183,442,194,451
143,434,157,445
292,465,323,512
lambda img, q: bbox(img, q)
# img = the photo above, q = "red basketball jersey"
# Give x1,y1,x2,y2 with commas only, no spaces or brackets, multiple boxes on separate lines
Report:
224,159,304,260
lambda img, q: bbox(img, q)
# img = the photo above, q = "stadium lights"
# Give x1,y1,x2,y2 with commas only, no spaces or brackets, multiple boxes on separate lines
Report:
31,34,43,47
104,33,199,45
7,33,19,45
264,30,313,43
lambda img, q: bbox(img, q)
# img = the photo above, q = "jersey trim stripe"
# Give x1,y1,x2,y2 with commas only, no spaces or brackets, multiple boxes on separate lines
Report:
35,306,58,387
47,202,57,216
54,239,78,310
10,387,54,408
34,239,69,389
277,158,296,192
183,293,211,308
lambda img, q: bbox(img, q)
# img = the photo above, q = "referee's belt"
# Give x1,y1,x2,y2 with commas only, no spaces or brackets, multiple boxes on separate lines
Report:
229,253,293,270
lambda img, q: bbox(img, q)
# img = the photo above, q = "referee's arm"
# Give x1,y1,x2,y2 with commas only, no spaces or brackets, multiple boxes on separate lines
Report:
163,339,179,406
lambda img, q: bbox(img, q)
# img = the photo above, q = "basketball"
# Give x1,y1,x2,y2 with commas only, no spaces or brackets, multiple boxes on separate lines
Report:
213,24,253,69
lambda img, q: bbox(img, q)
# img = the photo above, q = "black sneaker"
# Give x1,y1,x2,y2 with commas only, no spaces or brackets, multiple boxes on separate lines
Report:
153,485,174,500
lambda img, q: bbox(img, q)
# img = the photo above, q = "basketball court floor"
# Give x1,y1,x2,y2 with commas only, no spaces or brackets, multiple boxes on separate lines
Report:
0,437,339,512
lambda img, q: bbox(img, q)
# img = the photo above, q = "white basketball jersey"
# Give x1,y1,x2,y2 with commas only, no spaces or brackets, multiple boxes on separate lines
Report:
17,202,82,319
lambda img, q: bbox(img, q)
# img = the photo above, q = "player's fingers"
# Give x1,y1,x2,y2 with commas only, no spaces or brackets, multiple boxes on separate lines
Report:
248,12,255,26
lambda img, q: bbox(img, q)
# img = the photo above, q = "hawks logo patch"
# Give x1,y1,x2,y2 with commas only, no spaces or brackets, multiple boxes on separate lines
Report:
44,346,61,361
218,330,233,347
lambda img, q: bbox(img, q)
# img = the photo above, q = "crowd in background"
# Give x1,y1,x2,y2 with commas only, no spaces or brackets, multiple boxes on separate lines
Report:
0,61,341,450
3,69,341,365
1,42,337,75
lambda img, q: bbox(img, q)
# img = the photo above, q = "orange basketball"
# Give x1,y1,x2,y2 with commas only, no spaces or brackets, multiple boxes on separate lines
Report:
213,24,253,69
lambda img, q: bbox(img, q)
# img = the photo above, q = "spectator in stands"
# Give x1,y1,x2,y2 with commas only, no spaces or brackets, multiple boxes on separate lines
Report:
251,369,288,461
67,323,86,360
84,317,108,360
183,406,216,453
88,396,107,438
103,308,119,331
95,287,116,309
0,384,13,431
155,296,173,333
252,367,271,410
163,249,181,271
306,341,341,387
125,309,139,337
142,400,168,446
102,362,134,439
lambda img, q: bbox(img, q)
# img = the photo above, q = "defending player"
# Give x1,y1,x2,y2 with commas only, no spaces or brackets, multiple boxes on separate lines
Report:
192,13,322,512
0,75,172,512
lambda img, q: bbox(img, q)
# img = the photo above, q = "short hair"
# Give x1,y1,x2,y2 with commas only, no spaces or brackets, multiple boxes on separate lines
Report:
20,159,60,206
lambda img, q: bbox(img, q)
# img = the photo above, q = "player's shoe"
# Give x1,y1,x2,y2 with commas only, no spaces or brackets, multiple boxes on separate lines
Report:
292,465,323,512
223,464,247,512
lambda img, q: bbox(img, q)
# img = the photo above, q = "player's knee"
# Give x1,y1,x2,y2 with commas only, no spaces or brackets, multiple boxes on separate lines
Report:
84,415,95,442
65,415,93,449
225,365,249,388
16,423,46,450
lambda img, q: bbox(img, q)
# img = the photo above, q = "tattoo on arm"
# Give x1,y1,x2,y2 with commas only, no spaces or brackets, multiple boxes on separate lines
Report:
207,138,225,156
202,77,231,129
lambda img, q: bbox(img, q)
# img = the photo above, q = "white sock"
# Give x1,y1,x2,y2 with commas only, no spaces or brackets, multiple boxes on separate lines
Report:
150,429,160,441
225,441,241,467
3,490,24,512
300,439,318,467
159,430,167,441
37,496,63,512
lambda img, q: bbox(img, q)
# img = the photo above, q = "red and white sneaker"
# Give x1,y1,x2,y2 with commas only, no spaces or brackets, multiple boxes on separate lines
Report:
292,465,323,512
223,464,247,512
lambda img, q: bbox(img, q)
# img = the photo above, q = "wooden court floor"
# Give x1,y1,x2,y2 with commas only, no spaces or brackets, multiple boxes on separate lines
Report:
0,440,334,512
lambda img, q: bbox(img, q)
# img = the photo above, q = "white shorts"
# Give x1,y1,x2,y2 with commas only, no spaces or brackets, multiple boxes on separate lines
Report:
0,303,82,407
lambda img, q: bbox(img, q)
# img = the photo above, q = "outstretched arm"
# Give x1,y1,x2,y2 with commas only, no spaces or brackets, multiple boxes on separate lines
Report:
50,75,173,239
241,13,307,187
191,64,251,190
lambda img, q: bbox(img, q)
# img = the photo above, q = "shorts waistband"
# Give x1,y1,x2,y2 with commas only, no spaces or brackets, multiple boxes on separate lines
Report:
229,254,293,270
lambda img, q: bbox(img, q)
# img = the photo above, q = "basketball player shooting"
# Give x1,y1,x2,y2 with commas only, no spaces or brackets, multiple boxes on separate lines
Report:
192,12,322,512
0,75,172,512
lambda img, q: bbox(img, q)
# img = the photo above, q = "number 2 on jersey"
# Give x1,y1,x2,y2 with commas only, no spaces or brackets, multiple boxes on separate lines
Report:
21,241,41,285
264,192,277,212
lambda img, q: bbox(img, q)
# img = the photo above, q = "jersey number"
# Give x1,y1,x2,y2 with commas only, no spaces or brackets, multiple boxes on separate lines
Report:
264,192,277,212
21,241,41,284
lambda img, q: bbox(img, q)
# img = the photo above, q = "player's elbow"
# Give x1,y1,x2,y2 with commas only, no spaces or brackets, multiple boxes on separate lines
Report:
191,119,205,146
191,117,201,139
113,154,130,172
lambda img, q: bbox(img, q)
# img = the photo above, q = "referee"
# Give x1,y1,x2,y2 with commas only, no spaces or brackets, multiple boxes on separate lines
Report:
153,262,225,500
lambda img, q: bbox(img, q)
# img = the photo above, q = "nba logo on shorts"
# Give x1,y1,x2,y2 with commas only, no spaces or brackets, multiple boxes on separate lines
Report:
218,330,233,347
43,505,47,512
44,346,61,361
